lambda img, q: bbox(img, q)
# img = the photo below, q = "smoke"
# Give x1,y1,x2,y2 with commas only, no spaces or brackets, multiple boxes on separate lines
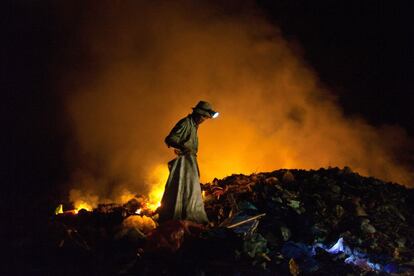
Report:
59,0,413,203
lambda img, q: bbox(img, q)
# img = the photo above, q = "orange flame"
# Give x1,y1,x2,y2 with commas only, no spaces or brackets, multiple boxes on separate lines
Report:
55,204,64,215
145,164,168,211
73,201,93,213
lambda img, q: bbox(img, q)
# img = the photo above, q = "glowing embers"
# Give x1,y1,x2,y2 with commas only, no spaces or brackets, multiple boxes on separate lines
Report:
131,198,161,216
74,201,93,213
55,204,64,215
56,163,168,217
54,202,92,215
55,193,162,218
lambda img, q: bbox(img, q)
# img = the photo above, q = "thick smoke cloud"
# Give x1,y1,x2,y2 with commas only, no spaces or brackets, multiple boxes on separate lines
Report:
59,1,413,204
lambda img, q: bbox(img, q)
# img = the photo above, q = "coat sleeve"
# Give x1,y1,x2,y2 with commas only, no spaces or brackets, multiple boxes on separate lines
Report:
165,118,190,152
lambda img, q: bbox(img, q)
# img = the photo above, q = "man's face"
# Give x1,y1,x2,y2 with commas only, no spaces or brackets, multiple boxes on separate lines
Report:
195,114,209,125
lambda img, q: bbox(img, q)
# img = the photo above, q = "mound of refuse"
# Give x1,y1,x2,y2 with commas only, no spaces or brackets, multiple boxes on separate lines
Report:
200,167,414,274
17,167,414,275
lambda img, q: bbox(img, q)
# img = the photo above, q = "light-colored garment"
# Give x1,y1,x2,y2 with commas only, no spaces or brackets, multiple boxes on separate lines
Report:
159,115,209,224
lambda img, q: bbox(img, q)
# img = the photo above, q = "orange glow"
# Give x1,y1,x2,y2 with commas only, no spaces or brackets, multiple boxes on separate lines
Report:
122,215,156,233
69,189,98,214
145,164,168,211
62,0,413,210
55,204,64,215
118,190,137,204
74,201,93,213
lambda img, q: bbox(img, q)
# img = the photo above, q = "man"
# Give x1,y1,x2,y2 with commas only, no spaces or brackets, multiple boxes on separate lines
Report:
158,101,219,224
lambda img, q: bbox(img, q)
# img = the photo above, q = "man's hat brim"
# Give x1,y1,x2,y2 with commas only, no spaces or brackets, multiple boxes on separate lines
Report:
192,107,214,118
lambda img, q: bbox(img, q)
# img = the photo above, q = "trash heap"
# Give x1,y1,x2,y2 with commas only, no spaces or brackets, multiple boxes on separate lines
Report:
201,167,414,274
43,167,414,275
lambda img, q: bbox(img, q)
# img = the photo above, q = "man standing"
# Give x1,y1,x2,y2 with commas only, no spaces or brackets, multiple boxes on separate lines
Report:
158,101,219,224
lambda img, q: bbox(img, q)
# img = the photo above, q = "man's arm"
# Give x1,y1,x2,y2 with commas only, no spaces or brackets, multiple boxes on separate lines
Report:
165,118,191,153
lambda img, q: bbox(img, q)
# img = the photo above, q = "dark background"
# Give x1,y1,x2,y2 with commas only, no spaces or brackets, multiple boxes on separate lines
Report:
2,0,413,249
258,0,414,128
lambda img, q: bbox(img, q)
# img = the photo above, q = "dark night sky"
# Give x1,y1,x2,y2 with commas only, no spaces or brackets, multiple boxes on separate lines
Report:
2,1,413,225
258,0,414,129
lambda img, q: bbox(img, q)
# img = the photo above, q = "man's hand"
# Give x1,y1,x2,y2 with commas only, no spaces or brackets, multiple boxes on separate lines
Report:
174,147,190,156
174,149,183,155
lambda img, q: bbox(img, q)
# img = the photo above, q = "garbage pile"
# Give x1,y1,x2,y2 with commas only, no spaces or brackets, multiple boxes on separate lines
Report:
201,167,414,274
39,167,414,275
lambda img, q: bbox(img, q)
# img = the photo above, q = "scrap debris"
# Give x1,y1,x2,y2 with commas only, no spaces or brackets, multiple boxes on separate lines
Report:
17,167,414,275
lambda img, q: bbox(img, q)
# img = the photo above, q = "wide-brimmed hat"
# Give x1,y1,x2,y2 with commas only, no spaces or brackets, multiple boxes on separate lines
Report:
192,101,219,118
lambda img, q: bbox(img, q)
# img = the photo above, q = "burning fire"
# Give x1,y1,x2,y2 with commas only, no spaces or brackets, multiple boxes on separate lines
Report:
62,164,168,215
55,204,64,215
68,189,98,214
54,201,92,215
145,164,168,211
74,201,93,213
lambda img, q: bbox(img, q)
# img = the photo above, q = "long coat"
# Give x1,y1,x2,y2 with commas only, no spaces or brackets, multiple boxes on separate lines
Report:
158,115,209,224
